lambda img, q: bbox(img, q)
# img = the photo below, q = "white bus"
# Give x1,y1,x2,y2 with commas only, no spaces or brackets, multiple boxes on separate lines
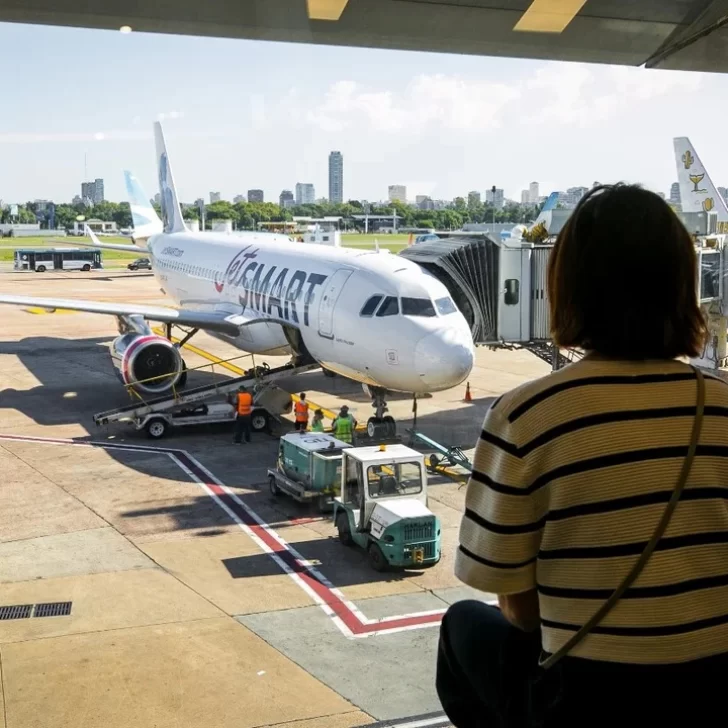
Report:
13,248,103,272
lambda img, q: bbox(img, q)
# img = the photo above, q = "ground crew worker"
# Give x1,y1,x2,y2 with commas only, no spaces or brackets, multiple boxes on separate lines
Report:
294,392,309,431
233,385,253,444
332,405,357,444
310,409,325,432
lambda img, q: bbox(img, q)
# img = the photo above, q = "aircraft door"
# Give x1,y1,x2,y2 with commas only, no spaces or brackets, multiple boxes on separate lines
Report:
318,268,353,339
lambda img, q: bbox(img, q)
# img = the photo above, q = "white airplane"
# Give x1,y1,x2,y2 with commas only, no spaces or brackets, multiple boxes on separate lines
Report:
0,122,475,435
673,137,728,233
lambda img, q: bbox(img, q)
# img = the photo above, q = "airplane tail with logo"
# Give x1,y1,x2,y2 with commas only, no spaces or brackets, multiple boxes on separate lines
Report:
153,121,188,234
673,137,728,222
123,170,163,244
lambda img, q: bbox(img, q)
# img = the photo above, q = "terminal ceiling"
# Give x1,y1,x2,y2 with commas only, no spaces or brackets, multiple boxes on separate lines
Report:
2,0,728,72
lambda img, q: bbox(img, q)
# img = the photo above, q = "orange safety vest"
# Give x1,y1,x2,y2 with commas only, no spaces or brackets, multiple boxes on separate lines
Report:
236,392,253,416
294,400,309,423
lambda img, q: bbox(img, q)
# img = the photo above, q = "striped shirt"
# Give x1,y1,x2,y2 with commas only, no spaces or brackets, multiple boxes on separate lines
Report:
455,356,728,664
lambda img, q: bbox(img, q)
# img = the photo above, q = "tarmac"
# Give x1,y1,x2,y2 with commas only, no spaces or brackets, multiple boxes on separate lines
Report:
0,268,550,728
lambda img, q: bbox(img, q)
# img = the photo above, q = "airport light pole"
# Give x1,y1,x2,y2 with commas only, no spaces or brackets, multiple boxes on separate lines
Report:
491,185,496,228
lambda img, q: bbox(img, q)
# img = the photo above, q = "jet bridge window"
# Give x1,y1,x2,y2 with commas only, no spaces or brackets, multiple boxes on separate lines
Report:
360,295,383,317
376,296,399,317
504,279,520,305
401,297,436,317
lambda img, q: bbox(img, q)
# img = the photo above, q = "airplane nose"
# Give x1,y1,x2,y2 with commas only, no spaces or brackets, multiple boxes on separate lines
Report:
415,328,475,391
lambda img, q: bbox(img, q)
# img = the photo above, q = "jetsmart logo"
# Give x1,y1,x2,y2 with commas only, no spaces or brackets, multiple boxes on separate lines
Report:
214,246,327,327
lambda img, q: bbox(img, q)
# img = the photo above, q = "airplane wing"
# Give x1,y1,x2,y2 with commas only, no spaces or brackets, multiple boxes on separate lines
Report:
0,294,247,336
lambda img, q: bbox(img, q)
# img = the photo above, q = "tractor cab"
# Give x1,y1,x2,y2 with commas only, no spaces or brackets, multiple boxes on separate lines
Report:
334,444,441,571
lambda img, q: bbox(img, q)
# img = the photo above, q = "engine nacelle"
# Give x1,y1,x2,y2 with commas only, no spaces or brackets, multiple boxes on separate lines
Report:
111,333,184,395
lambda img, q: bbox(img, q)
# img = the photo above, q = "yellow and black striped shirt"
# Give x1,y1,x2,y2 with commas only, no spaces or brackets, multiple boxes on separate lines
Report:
456,356,728,664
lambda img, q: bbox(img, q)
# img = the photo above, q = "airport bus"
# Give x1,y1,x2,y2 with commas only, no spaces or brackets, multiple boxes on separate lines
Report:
13,248,103,273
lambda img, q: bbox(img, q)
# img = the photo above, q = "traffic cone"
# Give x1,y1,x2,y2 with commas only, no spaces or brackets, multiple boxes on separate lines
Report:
464,382,472,402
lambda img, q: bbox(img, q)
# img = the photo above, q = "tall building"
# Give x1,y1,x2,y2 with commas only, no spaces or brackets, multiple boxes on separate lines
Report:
485,188,505,209
468,191,481,207
247,189,264,203
328,151,343,203
388,185,407,203
670,182,681,204
279,190,295,208
295,183,316,205
153,192,161,206
718,187,728,204
566,186,589,206
521,190,530,204
80,178,104,205
529,181,540,204
210,191,221,203
417,196,435,211
233,194,246,204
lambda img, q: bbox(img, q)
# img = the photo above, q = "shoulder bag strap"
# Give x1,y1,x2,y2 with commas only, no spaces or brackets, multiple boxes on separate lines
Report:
540,365,706,670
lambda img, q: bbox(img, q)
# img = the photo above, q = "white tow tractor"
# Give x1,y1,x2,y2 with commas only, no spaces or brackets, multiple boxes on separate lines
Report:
333,444,441,571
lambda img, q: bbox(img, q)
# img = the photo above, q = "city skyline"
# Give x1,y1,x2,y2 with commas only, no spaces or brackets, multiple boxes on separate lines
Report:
2,22,728,203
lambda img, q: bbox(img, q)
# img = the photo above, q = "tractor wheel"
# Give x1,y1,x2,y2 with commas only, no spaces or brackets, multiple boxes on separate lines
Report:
368,542,388,572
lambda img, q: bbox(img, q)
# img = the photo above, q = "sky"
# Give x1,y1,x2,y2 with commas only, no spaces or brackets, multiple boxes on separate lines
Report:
2,21,728,205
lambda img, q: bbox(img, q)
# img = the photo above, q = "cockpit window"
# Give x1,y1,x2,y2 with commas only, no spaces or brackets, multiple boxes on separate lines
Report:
435,297,457,315
376,296,399,317
360,295,383,317
401,297,436,317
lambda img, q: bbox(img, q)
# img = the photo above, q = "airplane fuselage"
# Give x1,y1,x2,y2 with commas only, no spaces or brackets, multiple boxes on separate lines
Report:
146,232,475,395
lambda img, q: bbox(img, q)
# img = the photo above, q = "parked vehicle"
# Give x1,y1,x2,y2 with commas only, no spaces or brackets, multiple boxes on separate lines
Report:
128,257,152,270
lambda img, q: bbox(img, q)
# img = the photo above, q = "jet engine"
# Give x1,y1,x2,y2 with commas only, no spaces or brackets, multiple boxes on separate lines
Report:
111,333,184,395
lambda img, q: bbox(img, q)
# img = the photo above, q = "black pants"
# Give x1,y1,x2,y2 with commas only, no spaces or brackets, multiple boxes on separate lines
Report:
233,414,251,443
294,420,307,431
436,600,728,728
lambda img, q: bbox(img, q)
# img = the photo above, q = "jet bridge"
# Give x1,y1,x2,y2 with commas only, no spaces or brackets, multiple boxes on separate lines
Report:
398,233,553,346
399,233,728,372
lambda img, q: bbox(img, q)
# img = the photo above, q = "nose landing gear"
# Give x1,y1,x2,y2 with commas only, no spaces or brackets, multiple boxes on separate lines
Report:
366,386,397,439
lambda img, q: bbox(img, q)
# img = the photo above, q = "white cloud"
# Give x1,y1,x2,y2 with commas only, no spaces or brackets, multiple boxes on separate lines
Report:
303,63,704,135
305,74,520,134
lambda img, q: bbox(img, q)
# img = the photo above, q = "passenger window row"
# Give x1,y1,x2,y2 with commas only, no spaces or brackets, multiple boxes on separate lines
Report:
359,294,457,318
159,258,219,281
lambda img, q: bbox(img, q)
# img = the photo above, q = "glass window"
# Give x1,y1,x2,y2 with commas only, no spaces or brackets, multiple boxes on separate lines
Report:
401,297,436,317
360,295,383,317
376,296,399,317
435,297,457,315
367,461,422,498
504,279,520,305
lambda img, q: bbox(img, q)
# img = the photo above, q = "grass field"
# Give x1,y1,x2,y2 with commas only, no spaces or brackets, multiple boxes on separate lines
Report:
0,233,410,265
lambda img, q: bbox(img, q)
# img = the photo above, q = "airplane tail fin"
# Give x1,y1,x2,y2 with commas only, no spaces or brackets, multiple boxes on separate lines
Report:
533,191,559,226
123,170,163,243
673,137,728,220
153,121,188,234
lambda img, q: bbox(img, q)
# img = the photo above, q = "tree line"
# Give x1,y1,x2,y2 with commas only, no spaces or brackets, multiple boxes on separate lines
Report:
3,196,544,232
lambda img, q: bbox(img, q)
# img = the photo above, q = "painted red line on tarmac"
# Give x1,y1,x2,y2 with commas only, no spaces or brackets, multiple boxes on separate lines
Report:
175,454,442,636
0,434,444,635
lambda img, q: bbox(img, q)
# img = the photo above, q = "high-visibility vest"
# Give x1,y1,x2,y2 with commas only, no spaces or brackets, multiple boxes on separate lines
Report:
310,419,324,432
333,415,353,443
236,392,253,416
294,400,309,422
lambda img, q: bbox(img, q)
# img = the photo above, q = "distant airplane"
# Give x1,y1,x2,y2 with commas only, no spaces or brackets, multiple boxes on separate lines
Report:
0,122,474,436
673,137,728,231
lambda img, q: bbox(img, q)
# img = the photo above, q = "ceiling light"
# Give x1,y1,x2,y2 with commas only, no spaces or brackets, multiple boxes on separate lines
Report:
514,0,587,33
307,0,349,21
119,25,132,34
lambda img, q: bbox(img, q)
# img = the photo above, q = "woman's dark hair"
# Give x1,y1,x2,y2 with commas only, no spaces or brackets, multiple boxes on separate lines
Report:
547,183,707,359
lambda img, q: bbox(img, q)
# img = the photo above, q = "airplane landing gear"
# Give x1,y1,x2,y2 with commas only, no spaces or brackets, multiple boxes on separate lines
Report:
366,387,397,439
